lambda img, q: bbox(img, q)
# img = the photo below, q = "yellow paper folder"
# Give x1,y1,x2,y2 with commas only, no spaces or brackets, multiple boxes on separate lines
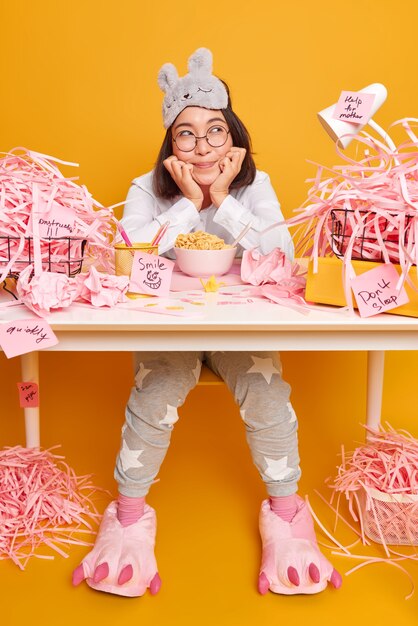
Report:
306,256,418,318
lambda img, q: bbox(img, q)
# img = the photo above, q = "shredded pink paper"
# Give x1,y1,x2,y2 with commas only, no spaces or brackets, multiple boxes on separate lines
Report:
0,446,103,569
306,494,417,600
281,119,418,306
312,425,418,599
0,147,116,280
332,425,418,499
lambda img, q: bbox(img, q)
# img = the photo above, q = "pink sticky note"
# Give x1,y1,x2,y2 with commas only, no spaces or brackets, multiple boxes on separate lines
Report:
351,264,409,317
37,203,76,238
17,382,39,408
0,318,59,358
332,91,376,125
130,251,174,297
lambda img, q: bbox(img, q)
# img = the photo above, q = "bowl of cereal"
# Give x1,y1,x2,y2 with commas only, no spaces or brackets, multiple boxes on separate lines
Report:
174,231,237,277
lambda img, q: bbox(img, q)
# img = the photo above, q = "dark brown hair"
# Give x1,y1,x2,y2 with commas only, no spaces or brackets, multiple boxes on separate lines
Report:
152,80,256,199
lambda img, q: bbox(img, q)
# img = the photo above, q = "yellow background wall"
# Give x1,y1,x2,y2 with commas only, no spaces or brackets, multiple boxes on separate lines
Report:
1,1,418,624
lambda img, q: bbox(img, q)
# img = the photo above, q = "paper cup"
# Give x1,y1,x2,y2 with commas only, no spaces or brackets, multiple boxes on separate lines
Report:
115,242,158,298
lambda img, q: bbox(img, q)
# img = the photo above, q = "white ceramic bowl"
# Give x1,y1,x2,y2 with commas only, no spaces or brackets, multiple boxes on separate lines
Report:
174,247,237,277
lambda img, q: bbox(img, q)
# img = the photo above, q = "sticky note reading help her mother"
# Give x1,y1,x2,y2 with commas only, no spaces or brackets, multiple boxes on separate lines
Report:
351,263,409,317
0,318,58,358
17,382,39,408
130,251,174,297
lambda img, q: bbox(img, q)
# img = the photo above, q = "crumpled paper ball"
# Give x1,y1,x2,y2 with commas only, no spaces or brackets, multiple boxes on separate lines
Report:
241,248,294,285
16,265,80,317
241,248,306,309
75,266,129,307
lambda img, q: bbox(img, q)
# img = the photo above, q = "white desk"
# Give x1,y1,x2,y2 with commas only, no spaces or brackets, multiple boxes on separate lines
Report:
2,286,418,447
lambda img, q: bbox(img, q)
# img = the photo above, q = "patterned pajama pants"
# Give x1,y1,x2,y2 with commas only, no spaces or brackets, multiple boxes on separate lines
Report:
115,351,301,498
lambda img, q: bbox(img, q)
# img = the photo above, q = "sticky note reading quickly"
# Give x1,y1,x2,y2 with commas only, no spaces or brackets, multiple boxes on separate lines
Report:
332,91,375,125
17,382,39,408
130,251,174,297
0,318,59,358
351,263,409,317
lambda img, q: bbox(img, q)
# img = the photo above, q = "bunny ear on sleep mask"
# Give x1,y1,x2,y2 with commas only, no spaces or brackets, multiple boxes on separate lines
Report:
158,48,228,128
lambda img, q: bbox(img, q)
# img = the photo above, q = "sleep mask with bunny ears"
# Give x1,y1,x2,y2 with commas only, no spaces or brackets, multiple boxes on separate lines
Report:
158,48,228,128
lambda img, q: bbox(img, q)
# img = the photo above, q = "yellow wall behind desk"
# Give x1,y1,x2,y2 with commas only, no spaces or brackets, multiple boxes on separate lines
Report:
2,4,418,624
1,3,418,476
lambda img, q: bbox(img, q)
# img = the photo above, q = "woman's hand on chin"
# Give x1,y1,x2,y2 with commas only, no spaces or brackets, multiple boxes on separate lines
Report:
209,148,246,208
163,156,204,211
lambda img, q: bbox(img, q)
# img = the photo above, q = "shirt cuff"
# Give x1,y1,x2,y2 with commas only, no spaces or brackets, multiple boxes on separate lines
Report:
213,195,253,230
157,197,201,229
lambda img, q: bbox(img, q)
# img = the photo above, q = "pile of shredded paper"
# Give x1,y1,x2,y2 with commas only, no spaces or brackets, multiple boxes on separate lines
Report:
311,424,418,600
291,119,418,298
0,446,103,569
0,147,116,280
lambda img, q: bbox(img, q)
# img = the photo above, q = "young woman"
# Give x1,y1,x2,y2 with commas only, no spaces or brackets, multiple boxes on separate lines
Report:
73,48,341,598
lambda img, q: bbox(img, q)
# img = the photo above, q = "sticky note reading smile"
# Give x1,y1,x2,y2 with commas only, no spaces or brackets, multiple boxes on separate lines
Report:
130,251,174,297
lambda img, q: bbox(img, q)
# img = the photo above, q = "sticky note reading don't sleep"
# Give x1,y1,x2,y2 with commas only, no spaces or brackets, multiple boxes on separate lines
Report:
130,251,174,297
17,382,39,408
351,263,409,317
0,318,59,358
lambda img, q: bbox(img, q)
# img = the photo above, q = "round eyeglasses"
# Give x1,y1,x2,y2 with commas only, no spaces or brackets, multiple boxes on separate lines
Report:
173,125,230,152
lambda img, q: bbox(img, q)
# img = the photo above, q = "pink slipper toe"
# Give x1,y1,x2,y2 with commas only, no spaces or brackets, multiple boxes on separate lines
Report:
73,501,160,597
259,496,341,595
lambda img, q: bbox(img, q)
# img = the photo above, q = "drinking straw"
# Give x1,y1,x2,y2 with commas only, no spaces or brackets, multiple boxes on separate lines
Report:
231,222,252,247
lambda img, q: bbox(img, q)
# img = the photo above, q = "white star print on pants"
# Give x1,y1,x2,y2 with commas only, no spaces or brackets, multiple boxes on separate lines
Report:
246,356,281,384
119,440,144,472
264,456,295,480
115,351,300,498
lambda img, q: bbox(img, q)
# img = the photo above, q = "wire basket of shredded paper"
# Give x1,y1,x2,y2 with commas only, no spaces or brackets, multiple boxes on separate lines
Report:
332,425,418,547
0,148,116,280
290,119,418,280
330,208,415,263
0,235,87,278
360,487,418,546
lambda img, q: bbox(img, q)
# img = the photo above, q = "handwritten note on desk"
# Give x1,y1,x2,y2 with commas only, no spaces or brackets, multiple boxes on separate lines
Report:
130,251,174,297
351,263,409,317
0,318,58,358
37,204,76,238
